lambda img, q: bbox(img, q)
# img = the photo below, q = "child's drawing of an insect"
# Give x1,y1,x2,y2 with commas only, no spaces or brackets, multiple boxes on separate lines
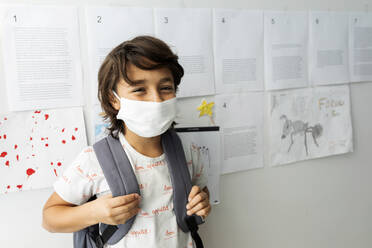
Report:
280,115,323,156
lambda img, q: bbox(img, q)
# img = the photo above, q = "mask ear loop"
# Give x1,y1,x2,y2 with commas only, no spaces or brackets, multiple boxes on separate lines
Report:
112,91,121,101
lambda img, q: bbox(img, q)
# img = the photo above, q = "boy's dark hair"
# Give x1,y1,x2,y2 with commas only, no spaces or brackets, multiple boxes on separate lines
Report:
97,35,184,139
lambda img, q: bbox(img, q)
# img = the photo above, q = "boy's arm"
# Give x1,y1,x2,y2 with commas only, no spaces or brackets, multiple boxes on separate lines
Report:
42,191,141,233
42,192,98,233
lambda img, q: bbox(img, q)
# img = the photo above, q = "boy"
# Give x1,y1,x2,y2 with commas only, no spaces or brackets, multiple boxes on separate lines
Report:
42,35,211,248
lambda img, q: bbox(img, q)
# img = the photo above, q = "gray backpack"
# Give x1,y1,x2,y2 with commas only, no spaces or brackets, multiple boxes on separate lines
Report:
73,129,205,248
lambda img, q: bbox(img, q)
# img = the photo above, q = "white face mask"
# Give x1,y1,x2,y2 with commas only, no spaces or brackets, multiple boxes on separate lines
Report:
112,91,178,138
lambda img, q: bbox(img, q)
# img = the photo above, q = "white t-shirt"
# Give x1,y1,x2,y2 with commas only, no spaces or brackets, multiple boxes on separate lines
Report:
53,131,208,248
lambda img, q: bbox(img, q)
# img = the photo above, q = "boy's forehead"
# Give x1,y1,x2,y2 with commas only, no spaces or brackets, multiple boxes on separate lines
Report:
119,63,173,87
127,62,172,78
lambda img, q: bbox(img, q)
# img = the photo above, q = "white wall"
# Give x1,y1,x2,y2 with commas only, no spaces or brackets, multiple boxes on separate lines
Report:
0,0,372,247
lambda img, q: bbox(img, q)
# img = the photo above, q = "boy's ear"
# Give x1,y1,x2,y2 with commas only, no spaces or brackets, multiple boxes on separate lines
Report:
110,92,120,111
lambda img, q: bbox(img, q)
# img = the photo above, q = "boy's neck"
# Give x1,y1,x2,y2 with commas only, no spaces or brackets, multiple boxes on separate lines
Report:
123,126,163,158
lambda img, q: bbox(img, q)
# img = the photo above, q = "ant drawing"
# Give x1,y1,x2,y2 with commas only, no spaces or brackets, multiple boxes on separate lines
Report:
280,115,323,156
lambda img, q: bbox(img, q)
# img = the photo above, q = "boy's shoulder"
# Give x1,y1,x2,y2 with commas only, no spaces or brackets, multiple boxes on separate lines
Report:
65,145,104,179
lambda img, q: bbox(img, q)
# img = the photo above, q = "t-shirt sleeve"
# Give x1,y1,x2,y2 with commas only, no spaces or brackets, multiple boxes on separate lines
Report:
53,147,95,205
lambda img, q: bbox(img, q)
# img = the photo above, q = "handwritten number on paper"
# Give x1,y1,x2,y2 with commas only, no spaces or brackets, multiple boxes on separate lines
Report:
13,15,17,22
164,17,168,24
97,16,102,24
222,17,225,23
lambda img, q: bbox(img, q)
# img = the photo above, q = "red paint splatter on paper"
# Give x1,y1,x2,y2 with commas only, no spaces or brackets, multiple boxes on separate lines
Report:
62,128,65,132
14,144,18,149
45,114,49,120
75,128,78,131
45,143,49,147
16,155,19,161
26,168,35,176
71,135,76,141
57,162,62,166
5,161,9,166
16,185,22,189
50,162,53,165
34,110,41,113
30,137,32,141
62,140,66,144
7,185,10,189
3,134,6,139
4,117,7,120
54,169,58,177
0,152,7,157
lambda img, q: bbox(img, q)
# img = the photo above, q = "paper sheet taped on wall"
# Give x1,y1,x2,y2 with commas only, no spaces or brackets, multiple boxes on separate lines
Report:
93,104,110,143
213,9,264,93
215,92,264,174
176,126,221,205
175,96,216,128
264,11,309,90
1,6,83,111
349,12,372,82
309,11,350,85
85,6,154,105
0,107,87,194
154,8,215,98
269,85,353,166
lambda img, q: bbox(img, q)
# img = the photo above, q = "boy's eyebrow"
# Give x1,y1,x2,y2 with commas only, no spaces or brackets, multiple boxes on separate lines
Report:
158,76,173,84
129,76,173,86
130,79,146,85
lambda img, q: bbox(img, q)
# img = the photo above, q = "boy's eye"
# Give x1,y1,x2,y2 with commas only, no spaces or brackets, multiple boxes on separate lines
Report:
132,88,145,93
161,86,174,91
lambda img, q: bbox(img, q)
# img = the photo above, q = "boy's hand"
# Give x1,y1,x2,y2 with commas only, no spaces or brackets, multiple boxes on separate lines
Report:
186,186,211,219
92,193,141,226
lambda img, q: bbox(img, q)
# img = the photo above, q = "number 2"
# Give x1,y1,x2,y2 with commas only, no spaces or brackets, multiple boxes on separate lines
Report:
97,16,102,24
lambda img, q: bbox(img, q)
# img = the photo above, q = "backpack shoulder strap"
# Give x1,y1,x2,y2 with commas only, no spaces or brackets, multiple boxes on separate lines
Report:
162,129,205,248
92,134,141,246
73,194,100,248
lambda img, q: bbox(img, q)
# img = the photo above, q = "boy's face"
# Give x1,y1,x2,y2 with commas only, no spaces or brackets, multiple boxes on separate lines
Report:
111,60,176,111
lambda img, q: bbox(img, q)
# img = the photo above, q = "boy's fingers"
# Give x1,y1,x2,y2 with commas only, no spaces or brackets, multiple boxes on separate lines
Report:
110,193,140,208
188,186,201,202
187,191,208,210
115,207,141,224
112,198,140,216
195,205,211,218
187,201,207,215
